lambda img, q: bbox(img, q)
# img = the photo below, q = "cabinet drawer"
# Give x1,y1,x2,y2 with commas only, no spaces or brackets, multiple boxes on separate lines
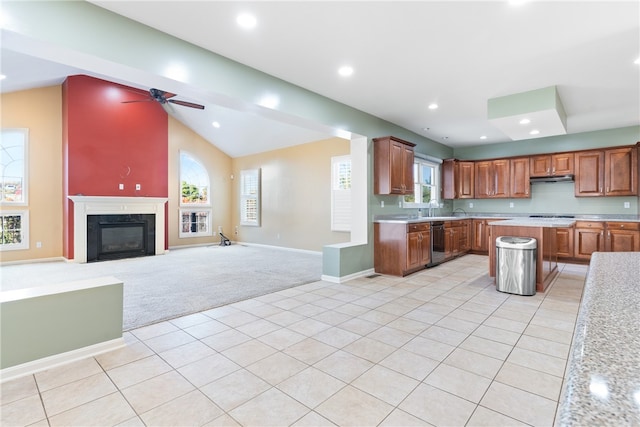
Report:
407,223,430,233
607,222,640,231
575,221,605,229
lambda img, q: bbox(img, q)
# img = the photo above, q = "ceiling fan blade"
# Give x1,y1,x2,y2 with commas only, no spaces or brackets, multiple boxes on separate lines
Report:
121,99,154,104
168,99,205,110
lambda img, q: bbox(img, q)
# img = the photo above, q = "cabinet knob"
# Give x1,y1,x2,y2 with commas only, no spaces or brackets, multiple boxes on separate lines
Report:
621,224,625,228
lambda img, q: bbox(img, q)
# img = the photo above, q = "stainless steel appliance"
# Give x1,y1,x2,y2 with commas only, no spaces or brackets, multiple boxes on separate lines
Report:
495,236,537,296
427,221,446,267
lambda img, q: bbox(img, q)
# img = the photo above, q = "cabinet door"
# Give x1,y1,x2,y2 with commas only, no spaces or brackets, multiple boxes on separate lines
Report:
605,147,637,196
472,219,487,253
556,227,574,258
420,232,431,265
493,159,511,198
460,220,471,252
575,151,605,196
510,158,530,198
406,231,423,270
530,155,551,176
475,161,492,198
606,222,640,252
458,162,475,198
574,223,605,260
552,153,574,175
389,141,409,194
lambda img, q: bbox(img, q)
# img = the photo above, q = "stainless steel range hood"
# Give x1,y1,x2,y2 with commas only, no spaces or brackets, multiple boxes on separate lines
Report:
530,174,574,183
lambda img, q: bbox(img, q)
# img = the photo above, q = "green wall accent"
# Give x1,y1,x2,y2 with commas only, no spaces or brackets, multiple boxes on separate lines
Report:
1,281,123,369
454,182,638,216
453,126,639,160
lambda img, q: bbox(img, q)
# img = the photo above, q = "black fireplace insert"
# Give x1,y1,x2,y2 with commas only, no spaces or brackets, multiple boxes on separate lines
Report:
87,214,155,262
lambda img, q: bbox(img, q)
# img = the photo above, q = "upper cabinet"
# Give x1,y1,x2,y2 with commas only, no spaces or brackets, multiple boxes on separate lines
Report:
530,153,574,177
575,146,637,197
475,159,510,198
442,159,474,199
510,157,531,198
373,136,415,195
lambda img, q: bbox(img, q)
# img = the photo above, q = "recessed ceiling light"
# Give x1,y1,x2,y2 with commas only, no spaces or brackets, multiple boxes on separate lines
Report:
529,129,540,135
258,94,279,109
338,66,354,77
480,135,487,140
212,121,220,128
0,74,6,80
236,13,257,29
519,118,531,125
635,57,640,65
428,103,438,110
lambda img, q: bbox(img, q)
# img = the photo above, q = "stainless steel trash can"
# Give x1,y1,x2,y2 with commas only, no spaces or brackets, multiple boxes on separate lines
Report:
496,236,537,296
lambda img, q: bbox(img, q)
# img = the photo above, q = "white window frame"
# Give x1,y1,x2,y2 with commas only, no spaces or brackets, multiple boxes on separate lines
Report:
331,155,351,232
240,169,261,226
403,154,442,208
0,210,29,251
179,151,212,238
1,128,28,206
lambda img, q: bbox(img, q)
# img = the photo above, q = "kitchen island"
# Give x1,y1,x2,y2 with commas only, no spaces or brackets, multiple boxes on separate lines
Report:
556,252,640,426
488,218,576,293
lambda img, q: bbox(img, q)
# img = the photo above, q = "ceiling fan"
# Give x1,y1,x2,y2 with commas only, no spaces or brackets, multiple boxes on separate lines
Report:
123,88,205,110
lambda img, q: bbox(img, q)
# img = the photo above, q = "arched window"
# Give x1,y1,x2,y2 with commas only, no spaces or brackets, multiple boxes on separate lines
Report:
179,151,212,238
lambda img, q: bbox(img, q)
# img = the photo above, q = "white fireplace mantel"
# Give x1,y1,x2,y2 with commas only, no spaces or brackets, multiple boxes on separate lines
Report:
68,196,168,263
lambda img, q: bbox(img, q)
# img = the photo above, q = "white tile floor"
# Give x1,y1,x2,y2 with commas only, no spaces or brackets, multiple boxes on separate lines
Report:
1,255,587,426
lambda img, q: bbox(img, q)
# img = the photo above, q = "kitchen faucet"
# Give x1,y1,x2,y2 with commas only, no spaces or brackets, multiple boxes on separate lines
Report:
453,207,467,217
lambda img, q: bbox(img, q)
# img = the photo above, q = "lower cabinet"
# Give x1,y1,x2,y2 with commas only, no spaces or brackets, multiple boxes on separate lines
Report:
574,221,606,261
606,222,640,252
374,222,430,277
407,223,432,272
445,220,471,259
556,227,574,259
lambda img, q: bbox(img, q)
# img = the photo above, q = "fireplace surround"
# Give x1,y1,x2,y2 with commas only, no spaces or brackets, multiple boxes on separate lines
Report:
68,196,167,263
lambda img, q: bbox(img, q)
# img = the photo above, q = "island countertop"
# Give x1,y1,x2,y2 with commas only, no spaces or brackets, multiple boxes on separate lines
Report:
487,218,576,228
556,252,640,426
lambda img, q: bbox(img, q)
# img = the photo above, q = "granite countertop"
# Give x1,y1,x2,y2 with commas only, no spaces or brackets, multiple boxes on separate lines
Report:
556,252,640,426
487,218,577,228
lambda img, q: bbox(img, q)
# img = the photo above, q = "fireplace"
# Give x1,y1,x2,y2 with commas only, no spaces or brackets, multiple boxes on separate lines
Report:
68,196,167,263
87,214,155,262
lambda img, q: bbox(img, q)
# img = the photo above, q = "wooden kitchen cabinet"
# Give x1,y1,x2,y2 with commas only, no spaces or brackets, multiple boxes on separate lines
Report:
510,157,531,198
606,222,640,252
471,219,489,254
556,227,574,259
374,221,430,276
442,159,474,199
530,153,574,177
445,220,471,260
574,221,606,260
460,219,471,252
475,159,510,198
575,146,637,197
373,136,415,195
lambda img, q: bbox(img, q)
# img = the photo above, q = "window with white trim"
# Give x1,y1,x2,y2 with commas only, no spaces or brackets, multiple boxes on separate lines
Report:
179,151,212,238
403,156,440,207
0,211,29,251
1,129,28,205
331,155,351,232
240,169,260,226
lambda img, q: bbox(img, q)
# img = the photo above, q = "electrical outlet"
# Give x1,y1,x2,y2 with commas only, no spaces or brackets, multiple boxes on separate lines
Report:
381,201,384,208
119,183,124,190
218,226,223,233
399,201,402,208
135,184,141,190
235,226,238,235
469,202,474,208
624,202,630,208
36,241,42,248
509,202,514,208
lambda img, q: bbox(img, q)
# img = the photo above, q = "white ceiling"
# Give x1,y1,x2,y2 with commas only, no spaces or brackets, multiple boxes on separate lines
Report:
2,1,639,157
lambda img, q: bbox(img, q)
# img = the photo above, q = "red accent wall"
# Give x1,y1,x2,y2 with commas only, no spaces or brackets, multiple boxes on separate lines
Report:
62,75,168,258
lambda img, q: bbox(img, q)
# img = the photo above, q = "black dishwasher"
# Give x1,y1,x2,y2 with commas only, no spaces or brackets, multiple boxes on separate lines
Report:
427,221,446,267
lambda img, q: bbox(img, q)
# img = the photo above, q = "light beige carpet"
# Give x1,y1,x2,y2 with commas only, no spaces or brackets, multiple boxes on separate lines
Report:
1,245,322,330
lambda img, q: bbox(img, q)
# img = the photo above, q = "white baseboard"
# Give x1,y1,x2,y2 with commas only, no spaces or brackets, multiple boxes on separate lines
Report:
0,337,126,383
322,268,376,283
0,256,65,266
